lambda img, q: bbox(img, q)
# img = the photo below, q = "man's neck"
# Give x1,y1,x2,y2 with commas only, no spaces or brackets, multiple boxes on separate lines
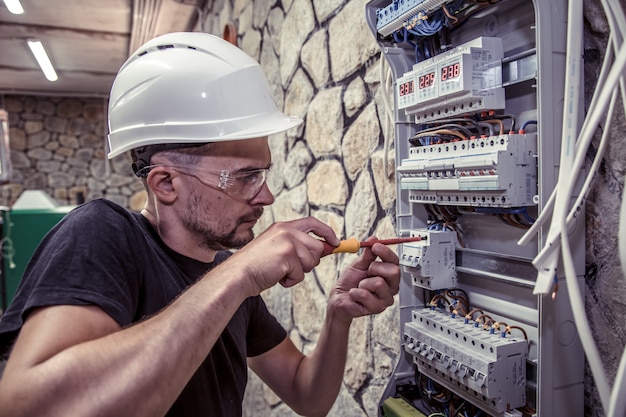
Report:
140,207,217,263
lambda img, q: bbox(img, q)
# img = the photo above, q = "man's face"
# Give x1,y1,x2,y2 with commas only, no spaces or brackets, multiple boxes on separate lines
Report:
173,137,274,251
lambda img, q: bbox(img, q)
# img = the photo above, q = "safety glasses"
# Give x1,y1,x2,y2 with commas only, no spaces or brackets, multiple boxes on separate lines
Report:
141,164,271,203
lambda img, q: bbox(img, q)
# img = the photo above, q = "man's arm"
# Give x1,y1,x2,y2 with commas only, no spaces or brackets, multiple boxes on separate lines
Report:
0,217,340,417
0,263,250,417
248,241,400,417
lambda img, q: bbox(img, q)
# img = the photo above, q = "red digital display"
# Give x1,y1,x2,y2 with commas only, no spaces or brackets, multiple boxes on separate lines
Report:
441,62,461,82
419,72,435,89
399,80,415,96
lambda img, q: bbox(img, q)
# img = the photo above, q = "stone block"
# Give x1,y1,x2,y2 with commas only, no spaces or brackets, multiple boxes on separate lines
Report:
57,100,82,118
306,160,348,207
44,117,67,133
305,87,343,157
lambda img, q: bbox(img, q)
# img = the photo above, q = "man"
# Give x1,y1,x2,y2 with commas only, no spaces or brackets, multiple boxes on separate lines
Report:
0,33,400,417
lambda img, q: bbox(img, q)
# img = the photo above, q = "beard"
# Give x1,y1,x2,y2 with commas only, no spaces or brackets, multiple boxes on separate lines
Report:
182,188,263,251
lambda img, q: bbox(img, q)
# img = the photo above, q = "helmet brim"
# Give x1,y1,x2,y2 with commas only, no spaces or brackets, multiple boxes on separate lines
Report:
107,111,303,159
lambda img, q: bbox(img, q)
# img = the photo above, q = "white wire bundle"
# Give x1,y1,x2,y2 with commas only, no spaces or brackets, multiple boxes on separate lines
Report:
379,55,395,179
517,0,626,414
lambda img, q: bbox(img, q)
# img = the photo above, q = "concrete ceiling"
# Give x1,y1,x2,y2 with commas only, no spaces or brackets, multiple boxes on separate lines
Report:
0,0,206,97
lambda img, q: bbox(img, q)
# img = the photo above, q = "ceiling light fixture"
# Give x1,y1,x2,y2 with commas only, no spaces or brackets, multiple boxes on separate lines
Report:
3,0,24,14
27,40,58,82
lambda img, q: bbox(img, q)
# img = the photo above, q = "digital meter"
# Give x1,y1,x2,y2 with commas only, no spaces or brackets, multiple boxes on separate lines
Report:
396,72,418,110
415,64,438,105
395,37,505,121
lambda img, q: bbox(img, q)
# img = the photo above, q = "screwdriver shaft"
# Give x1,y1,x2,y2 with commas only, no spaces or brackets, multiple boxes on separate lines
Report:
321,236,424,256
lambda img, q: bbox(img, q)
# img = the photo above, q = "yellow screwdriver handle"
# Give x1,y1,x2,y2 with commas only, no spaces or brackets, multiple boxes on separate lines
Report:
321,237,361,256
331,237,361,254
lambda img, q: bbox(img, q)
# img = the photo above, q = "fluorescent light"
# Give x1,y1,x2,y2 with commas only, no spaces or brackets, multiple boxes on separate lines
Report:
3,0,24,14
27,40,58,82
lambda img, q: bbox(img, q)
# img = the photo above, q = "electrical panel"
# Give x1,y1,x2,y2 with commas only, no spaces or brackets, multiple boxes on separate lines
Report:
365,0,585,416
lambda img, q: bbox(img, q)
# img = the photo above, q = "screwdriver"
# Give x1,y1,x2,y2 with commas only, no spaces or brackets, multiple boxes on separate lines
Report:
321,236,425,257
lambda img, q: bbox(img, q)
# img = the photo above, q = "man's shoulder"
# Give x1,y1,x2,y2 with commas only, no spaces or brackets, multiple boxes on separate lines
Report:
58,198,144,236
73,198,130,214
67,198,137,222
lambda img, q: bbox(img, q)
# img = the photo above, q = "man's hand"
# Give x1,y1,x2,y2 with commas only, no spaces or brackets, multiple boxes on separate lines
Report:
227,217,341,297
328,237,401,323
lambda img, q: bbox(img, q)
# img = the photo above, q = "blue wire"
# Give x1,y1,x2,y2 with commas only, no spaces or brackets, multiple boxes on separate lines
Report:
521,120,538,130
427,378,435,392
415,43,423,63
473,207,536,224
520,207,536,224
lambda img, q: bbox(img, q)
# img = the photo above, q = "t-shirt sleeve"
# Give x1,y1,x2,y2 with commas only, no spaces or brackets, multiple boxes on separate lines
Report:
9,201,143,329
245,295,287,357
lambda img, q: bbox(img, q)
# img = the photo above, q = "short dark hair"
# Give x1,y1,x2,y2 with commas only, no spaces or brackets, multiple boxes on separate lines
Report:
130,142,212,177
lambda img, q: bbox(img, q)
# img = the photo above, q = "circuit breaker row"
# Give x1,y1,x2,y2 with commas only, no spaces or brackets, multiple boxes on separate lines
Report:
404,308,528,413
398,133,537,207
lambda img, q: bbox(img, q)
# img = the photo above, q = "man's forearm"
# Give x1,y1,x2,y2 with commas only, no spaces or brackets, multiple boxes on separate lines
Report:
0,262,250,417
291,308,353,417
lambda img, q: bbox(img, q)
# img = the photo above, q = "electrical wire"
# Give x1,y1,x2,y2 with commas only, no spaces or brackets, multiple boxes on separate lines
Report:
489,113,516,131
379,55,395,179
530,41,626,276
533,0,583,295
506,325,529,341
524,89,617,273
527,13,624,264
547,1,611,410
517,22,622,249
520,0,626,412
412,129,468,143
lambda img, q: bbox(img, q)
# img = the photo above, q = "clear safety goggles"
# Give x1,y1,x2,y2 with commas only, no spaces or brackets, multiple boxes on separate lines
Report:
142,164,271,203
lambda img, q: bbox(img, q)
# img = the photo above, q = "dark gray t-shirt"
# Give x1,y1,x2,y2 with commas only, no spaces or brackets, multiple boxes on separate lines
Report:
0,198,286,417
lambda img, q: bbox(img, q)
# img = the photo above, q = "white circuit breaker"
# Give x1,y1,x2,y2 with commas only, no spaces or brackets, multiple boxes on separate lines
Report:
398,133,537,207
405,308,528,413
400,229,458,290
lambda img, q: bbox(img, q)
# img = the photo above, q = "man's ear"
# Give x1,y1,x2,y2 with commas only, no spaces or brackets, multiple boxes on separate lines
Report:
146,167,178,204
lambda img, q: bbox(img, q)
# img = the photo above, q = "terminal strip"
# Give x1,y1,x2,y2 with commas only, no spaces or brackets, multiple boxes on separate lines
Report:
375,0,451,37
403,308,528,414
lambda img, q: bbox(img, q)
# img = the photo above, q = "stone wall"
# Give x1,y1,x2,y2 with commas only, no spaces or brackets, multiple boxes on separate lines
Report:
0,96,146,211
582,2,626,415
199,1,400,415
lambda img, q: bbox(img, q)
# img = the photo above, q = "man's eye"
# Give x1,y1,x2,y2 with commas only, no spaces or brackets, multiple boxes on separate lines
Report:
240,172,262,183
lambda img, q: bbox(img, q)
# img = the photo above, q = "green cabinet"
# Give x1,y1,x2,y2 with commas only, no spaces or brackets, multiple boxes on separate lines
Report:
1,207,73,310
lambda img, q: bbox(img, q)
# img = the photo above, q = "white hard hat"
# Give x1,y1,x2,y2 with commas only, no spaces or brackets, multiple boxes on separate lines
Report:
107,32,302,159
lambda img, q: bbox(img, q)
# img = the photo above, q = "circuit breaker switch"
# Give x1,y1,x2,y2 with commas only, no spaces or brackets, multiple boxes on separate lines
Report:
442,355,452,368
474,372,487,387
458,364,468,378
426,348,437,361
